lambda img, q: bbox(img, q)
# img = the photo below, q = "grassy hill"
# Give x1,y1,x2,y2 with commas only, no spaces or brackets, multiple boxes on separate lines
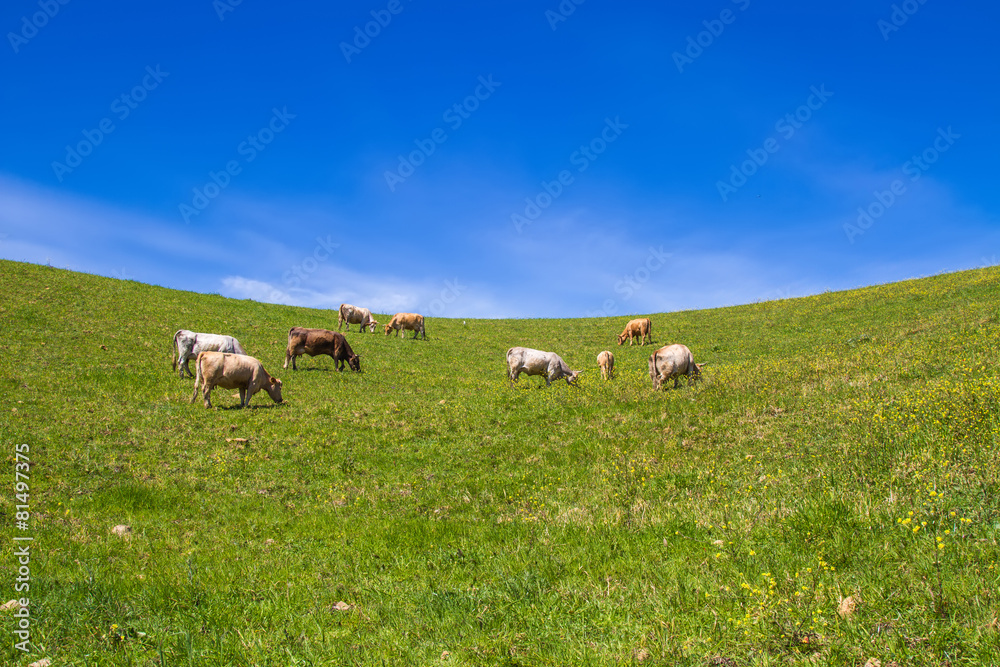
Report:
1,259,998,666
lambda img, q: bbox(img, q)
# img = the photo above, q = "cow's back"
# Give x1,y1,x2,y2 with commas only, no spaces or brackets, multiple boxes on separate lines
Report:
652,344,692,376
200,351,257,388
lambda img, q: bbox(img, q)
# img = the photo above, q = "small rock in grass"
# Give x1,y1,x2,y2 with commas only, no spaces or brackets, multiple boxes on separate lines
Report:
838,595,860,618
440,651,450,660
1,599,22,612
333,601,351,612
28,659,52,667
634,648,650,662
863,659,881,667
264,539,275,546
111,524,132,538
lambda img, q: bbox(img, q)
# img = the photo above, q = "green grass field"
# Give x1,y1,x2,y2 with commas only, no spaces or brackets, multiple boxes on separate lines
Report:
1,259,999,666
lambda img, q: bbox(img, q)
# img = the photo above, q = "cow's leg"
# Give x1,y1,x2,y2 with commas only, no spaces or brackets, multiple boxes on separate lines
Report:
202,383,213,408
239,386,247,406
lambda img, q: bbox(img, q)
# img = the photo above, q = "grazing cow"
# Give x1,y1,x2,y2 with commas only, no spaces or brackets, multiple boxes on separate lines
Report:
597,350,615,380
617,318,652,346
384,312,426,339
284,327,361,371
191,351,283,408
171,329,246,379
506,347,582,387
648,343,702,390
338,303,378,333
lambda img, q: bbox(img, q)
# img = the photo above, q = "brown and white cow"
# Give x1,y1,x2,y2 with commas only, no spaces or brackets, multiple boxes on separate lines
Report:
338,303,378,333
384,312,426,339
597,350,615,380
190,351,283,408
171,329,246,378
284,327,361,371
648,343,702,390
506,347,582,387
617,318,652,346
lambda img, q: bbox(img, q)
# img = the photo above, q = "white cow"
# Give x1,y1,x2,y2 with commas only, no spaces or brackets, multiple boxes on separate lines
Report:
172,329,246,379
338,304,378,332
648,344,702,390
506,347,582,387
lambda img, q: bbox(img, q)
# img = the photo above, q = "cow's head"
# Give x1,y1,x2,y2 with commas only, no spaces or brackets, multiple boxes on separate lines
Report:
692,363,704,381
265,377,283,403
348,354,361,372
368,320,379,333
384,323,393,335
566,370,582,386
616,333,626,345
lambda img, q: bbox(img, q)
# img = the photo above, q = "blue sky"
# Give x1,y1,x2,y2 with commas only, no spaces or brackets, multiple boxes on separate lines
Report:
2,0,998,318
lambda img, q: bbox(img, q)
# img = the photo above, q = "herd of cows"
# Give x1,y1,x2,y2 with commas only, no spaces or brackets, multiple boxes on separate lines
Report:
172,306,704,408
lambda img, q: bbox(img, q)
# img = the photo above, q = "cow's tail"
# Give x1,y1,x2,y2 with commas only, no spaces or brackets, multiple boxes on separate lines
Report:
190,351,203,403
171,330,181,371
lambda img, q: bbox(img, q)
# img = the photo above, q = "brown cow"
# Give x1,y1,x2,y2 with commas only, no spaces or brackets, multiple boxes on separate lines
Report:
284,327,361,371
597,350,615,380
384,312,426,339
617,318,652,346
190,351,283,408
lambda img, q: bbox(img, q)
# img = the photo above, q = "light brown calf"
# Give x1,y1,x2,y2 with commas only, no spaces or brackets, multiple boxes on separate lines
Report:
191,351,283,408
385,312,426,339
597,350,615,380
617,318,652,346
